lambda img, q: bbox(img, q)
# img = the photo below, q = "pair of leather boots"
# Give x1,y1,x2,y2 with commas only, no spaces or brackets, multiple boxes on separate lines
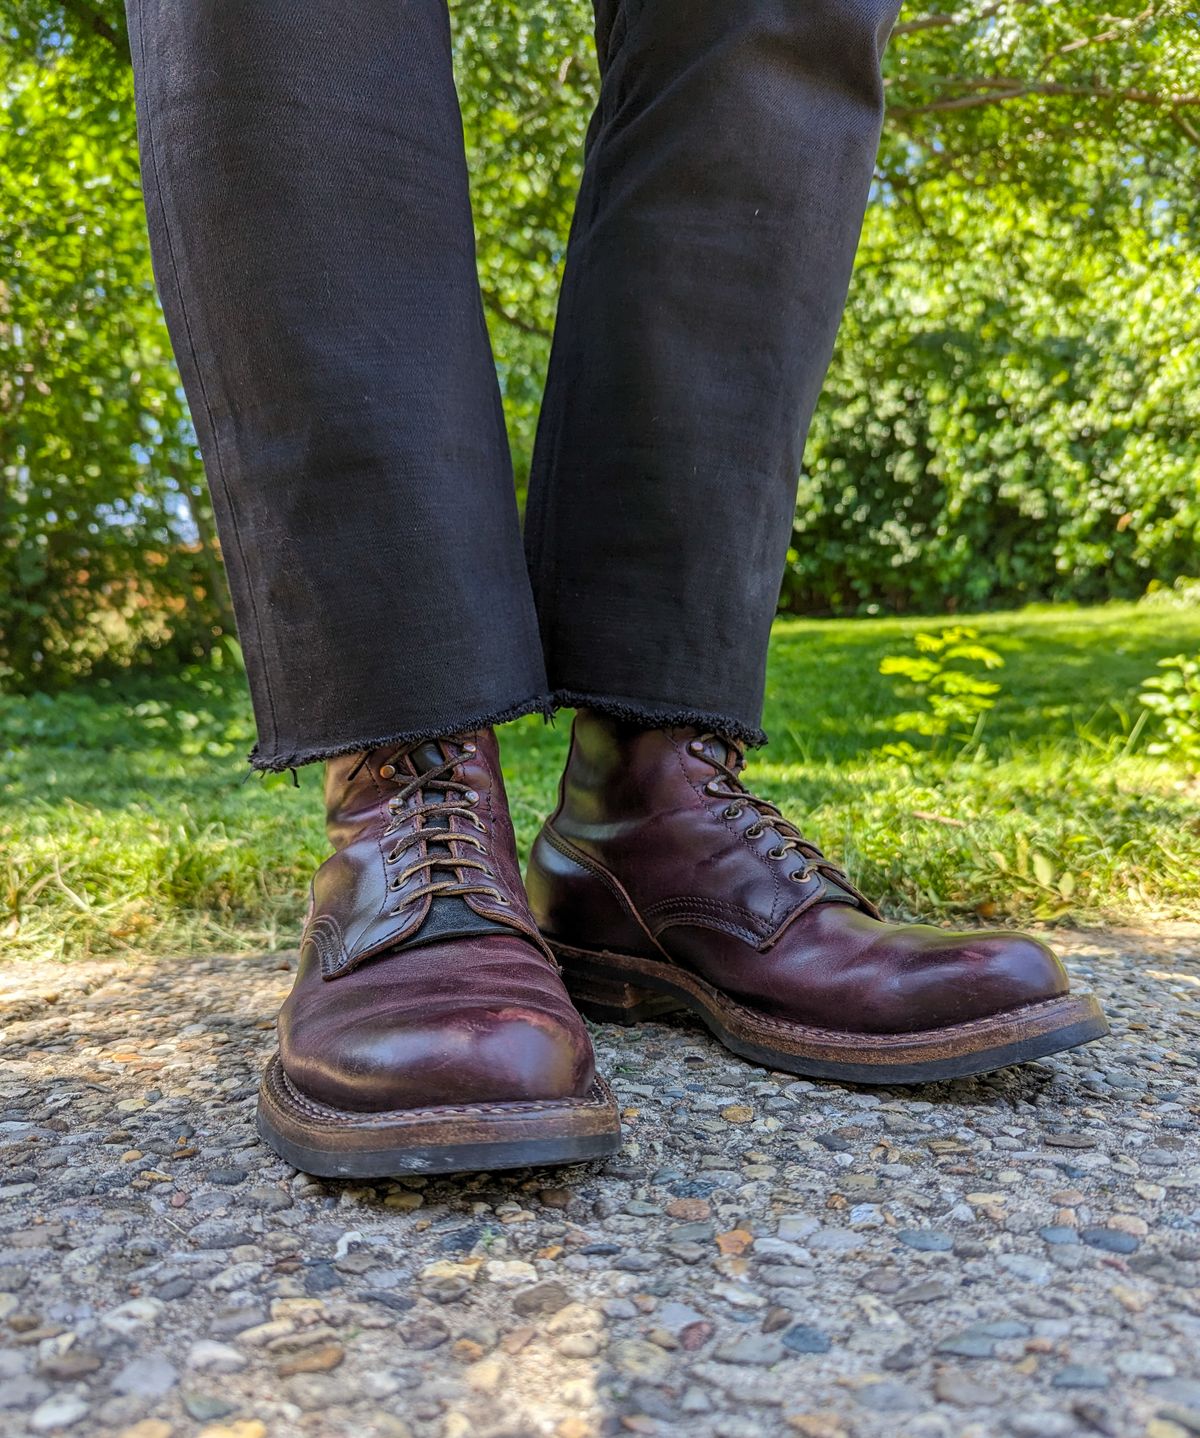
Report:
257,710,1108,1177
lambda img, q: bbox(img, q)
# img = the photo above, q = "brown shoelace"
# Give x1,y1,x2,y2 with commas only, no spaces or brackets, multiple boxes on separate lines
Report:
372,741,510,915
687,732,864,895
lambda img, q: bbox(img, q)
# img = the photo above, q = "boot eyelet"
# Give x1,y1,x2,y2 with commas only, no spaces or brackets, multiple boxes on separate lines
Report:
379,763,396,779
388,877,402,891
385,850,401,864
767,846,788,860
689,740,704,754
790,868,813,883
463,741,477,755
745,823,764,839
465,790,479,803
723,805,740,820
704,781,722,796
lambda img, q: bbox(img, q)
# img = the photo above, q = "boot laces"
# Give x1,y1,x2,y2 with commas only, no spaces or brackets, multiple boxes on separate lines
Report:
688,733,855,890
371,740,509,914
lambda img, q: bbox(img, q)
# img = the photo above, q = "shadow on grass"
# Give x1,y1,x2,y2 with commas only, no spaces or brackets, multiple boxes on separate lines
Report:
763,601,1200,764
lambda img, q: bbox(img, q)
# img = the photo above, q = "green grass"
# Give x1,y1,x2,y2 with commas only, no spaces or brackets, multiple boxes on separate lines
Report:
3,600,1198,963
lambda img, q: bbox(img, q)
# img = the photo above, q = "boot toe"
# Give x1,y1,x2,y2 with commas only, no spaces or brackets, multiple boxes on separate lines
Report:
863,924,1072,1033
279,937,596,1112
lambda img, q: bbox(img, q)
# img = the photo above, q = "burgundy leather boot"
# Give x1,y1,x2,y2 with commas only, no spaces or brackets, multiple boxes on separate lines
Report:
526,712,1108,1084
256,730,619,1176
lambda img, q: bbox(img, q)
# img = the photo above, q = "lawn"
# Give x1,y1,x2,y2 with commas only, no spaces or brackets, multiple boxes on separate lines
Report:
3,600,1197,963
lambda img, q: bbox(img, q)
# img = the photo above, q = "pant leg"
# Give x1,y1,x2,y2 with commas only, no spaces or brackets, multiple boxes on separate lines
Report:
127,0,549,770
525,0,902,745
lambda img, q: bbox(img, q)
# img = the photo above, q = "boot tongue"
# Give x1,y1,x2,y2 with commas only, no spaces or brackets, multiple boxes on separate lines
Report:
408,739,451,774
394,736,510,950
688,732,741,771
815,874,861,907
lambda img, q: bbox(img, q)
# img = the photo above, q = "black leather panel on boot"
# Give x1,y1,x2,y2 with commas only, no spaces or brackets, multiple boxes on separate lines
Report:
391,741,510,950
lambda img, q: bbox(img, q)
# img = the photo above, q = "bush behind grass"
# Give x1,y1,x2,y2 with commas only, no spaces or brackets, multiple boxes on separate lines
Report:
4,7,1199,687
2,602,1197,963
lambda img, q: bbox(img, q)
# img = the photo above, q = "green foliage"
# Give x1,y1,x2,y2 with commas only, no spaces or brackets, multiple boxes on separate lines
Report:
3,603,1199,961
1139,652,1200,768
980,834,1082,925
0,6,230,689
786,1,1200,615
455,0,594,481
878,625,1004,758
1,2,1199,685
1140,576,1200,612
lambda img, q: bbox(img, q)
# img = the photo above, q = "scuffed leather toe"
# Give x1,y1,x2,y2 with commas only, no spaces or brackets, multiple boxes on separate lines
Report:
674,903,1072,1035
822,914,1072,1034
278,935,596,1112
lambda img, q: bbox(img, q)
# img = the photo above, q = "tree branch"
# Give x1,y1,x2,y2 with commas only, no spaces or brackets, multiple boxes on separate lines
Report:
483,296,551,340
890,81,1200,117
59,0,130,62
893,0,1039,36
1172,110,1200,145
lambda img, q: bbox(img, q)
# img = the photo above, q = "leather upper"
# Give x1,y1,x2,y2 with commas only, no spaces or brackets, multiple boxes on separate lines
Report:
308,732,550,979
279,933,595,1112
527,711,1072,1035
279,729,596,1111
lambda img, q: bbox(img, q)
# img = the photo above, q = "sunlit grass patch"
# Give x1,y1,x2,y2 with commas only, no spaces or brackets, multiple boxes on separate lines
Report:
3,601,1197,961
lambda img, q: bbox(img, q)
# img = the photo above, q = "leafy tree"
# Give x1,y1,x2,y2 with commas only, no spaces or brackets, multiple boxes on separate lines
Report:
789,0,1200,612
1,1,1197,685
0,4,227,686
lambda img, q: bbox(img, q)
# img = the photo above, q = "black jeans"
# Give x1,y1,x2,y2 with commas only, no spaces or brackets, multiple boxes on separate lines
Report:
127,0,900,770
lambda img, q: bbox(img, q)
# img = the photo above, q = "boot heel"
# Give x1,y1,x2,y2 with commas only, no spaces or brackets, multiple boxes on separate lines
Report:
558,961,682,1026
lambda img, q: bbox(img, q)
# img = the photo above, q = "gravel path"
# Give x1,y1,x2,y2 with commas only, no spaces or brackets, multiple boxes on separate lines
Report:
1,928,1198,1438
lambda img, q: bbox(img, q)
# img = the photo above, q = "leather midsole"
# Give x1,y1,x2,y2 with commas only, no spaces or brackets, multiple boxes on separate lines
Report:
551,941,1108,1064
258,1053,620,1156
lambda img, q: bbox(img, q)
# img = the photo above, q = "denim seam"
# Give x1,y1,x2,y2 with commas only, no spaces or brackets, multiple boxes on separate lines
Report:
551,690,768,749
248,692,556,772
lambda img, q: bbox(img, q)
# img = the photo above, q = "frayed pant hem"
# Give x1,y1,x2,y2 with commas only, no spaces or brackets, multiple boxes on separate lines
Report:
550,689,768,749
248,693,557,772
